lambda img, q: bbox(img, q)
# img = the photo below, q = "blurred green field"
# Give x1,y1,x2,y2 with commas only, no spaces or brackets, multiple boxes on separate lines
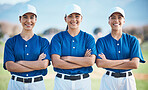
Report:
0,42,148,90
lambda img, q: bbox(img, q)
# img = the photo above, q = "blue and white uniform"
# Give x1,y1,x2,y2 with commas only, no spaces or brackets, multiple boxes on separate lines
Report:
96,33,145,90
51,30,97,90
3,34,51,90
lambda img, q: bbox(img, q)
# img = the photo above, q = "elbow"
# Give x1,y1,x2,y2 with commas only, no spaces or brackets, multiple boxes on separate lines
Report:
7,67,12,72
133,63,139,69
134,66,138,69
131,58,139,69
42,60,49,69
43,63,48,69
51,55,61,68
96,63,101,68
5,62,13,72
96,63,102,68
52,61,59,68
86,57,95,66
129,62,139,69
52,62,56,67
89,60,95,66
131,59,139,69
6,65,16,72
96,59,103,68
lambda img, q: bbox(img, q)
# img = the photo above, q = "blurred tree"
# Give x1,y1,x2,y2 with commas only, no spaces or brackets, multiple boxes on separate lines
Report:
42,28,62,42
0,32,4,38
43,28,61,35
123,26,144,44
0,24,4,38
143,25,148,41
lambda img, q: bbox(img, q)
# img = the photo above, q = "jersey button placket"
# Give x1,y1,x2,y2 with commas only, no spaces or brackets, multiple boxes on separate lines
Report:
27,53,29,55
72,39,76,49
25,42,29,58
25,45,27,47
71,38,76,56
117,41,121,55
117,43,120,53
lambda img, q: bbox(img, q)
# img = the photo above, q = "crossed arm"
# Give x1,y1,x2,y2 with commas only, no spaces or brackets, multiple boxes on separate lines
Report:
96,53,139,69
6,53,49,72
52,49,96,69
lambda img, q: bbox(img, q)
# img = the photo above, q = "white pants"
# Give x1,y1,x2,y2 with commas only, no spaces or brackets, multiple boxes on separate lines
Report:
100,71,136,90
54,74,91,90
8,75,46,90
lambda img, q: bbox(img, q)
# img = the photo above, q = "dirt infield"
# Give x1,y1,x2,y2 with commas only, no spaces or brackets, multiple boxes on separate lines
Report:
134,73,148,80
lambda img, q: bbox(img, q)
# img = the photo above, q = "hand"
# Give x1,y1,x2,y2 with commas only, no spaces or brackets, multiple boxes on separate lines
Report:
98,53,106,60
84,49,92,57
38,53,46,61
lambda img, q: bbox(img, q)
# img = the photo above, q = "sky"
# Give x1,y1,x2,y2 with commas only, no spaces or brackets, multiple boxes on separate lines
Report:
0,0,148,35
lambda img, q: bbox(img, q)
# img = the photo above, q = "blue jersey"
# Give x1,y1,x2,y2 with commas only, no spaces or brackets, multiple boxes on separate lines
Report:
51,30,97,75
96,33,145,73
3,34,51,77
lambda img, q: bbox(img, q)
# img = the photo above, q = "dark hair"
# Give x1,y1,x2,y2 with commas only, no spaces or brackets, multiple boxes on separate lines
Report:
109,13,124,19
19,14,37,19
64,15,68,31
66,25,68,31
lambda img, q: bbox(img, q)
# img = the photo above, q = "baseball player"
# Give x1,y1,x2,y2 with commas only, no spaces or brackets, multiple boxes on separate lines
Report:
96,7,145,90
50,4,97,90
3,4,50,90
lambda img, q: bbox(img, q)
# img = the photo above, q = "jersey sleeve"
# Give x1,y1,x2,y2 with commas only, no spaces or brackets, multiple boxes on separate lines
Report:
85,34,97,56
3,38,15,70
50,33,62,56
130,37,145,63
96,38,104,59
40,38,51,62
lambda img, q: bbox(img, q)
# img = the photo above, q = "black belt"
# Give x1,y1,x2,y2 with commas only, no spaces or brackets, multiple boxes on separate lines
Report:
11,76,43,83
106,71,132,78
56,73,89,81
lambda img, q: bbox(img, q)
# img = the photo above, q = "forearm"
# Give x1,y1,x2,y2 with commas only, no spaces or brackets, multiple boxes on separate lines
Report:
96,59,129,68
62,55,96,67
53,59,83,69
52,54,84,69
111,58,139,69
6,61,34,72
17,59,49,70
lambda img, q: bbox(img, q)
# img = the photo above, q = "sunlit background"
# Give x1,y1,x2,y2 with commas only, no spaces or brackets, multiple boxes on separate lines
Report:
0,0,148,37
0,0,148,90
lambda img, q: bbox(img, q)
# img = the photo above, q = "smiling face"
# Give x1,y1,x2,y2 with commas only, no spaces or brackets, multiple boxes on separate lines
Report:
65,13,82,30
19,13,37,31
108,12,125,31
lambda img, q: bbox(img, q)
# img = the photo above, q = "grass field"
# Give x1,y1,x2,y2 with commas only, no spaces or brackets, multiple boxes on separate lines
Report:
0,42,148,90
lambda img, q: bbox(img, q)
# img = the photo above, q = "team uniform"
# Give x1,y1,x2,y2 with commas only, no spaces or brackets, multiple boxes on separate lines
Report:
51,30,97,90
3,34,50,90
96,33,145,90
